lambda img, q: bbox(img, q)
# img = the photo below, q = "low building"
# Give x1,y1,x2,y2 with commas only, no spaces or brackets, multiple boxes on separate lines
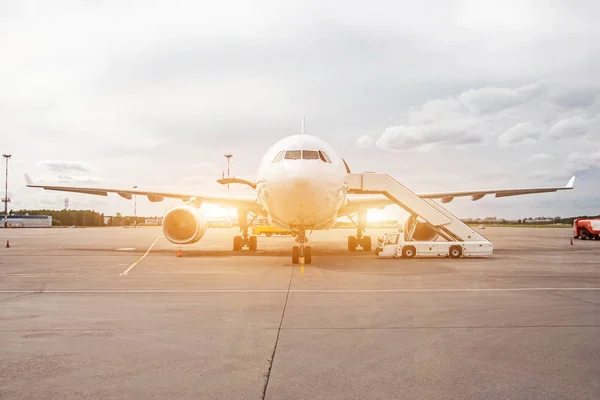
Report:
1,215,52,228
145,217,163,226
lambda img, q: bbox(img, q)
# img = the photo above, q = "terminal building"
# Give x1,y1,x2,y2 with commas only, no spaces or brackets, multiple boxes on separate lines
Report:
1,215,52,228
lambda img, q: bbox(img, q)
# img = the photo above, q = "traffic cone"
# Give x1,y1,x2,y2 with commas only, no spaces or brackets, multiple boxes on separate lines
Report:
5,240,9,248
176,248,182,257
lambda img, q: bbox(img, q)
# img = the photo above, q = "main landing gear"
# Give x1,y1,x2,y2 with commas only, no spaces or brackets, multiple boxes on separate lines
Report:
233,210,258,251
347,211,372,252
291,229,312,265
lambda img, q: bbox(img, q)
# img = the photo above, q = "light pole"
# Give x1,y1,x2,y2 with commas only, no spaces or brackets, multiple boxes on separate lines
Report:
2,154,11,228
133,185,138,228
224,154,233,192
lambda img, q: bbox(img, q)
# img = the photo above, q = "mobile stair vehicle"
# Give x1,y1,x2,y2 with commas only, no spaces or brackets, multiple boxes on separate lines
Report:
374,231,492,258
346,173,494,259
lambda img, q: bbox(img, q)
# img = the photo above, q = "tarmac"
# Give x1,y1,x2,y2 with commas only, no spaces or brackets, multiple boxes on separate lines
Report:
0,226,599,399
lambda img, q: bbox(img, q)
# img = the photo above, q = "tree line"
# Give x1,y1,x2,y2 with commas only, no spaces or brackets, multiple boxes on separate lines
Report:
6,209,157,227
463,215,600,225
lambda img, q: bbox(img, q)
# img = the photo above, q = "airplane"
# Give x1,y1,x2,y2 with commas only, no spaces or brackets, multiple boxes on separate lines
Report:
26,133,576,264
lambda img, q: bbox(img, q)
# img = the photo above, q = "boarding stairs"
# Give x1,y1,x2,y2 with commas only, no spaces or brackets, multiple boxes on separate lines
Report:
346,173,491,245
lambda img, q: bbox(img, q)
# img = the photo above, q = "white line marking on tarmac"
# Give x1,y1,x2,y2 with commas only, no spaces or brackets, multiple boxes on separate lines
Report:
119,237,161,276
0,288,599,294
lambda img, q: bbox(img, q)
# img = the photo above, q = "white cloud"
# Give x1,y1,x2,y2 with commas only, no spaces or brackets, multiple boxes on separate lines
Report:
377,118,485,152
39,160,91,173
548,116,590,139
457,84,539,114
565,150,600,174
356,135,373,148
377,82,600,153
498,122,541,147
528,153,554,161
377,84,543,152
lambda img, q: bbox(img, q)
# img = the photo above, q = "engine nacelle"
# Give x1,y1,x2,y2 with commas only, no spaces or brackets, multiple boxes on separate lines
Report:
162,206,207,245
403,215,439,241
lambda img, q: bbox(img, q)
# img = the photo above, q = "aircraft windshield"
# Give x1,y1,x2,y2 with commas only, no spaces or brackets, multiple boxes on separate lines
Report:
272,151,285,163
319,151,331,163
282,150,331,162
302,150,319,159
284,150,302,160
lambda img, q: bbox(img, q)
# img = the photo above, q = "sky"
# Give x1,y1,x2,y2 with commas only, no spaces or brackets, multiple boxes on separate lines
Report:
1,0,599,220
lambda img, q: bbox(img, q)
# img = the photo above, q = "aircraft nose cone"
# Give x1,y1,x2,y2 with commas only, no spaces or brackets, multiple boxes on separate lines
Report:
291,178,311,190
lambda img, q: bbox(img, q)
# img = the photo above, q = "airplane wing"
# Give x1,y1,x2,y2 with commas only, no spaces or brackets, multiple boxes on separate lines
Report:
24,174,264,215
339,176,576,216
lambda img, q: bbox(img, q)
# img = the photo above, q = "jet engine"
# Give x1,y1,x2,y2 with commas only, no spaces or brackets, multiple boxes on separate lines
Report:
403,215,439,241
162,206,207,245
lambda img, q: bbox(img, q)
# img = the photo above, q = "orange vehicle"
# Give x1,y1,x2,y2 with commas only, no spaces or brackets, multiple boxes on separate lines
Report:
251,217,292,237
573,218,600,240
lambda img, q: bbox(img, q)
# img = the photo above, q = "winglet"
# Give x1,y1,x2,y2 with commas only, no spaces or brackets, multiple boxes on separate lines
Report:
566,176,576,188
24,174,35,186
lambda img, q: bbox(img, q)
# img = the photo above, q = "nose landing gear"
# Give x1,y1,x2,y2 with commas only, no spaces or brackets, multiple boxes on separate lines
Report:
291,229,312,264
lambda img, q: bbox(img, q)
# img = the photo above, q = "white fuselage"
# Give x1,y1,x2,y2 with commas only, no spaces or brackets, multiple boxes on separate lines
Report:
256,135,348,232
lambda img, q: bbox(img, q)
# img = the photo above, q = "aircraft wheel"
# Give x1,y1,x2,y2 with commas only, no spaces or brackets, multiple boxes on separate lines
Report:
449,245,462,259
362,236,372,252
348,236,357,251
402,246,416,259
233,236,243,251
304,246,312,264
292,246,300,264
248,235,258,251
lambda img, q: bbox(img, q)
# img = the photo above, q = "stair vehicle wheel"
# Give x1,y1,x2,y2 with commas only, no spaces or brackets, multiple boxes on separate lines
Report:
233,236,243,251
348,236,357,251
304,246,312,264
362,236,372,252
292,246,300,264
449,245,462,259
402,246,416,259
248,235,258,251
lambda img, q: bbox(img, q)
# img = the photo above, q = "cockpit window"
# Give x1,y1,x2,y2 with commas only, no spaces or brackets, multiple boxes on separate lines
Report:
342,158,351,173
284,150,302,160
272,151,285,163
319,151,331,163
281,150,332,162
302,150,320,160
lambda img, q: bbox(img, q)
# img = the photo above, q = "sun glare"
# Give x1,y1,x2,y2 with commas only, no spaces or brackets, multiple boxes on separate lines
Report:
201,204,237,219
367,208,387,222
